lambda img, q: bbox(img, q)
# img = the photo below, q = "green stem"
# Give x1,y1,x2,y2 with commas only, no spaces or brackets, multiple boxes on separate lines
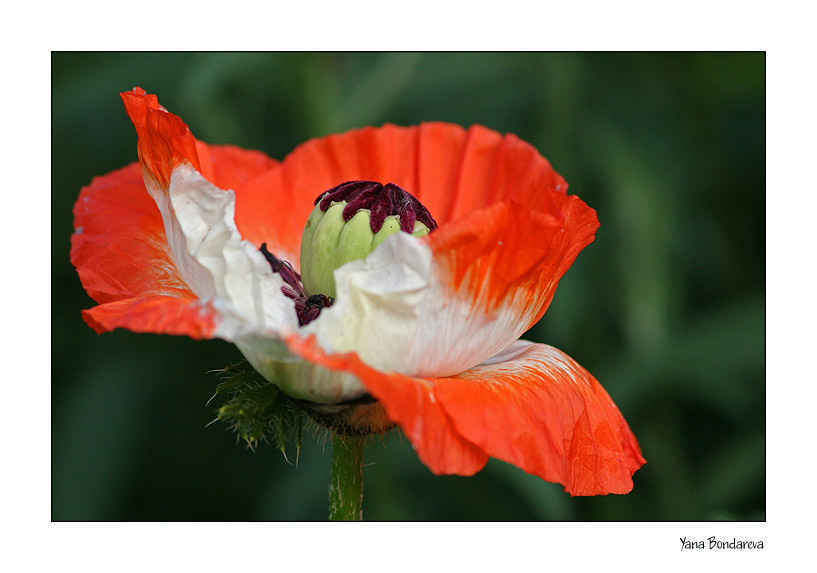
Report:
329,433,366,521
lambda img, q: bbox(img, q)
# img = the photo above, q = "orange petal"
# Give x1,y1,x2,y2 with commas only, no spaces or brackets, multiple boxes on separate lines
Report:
71,163,193,303
121,87,201,189
230,124,423,262
71,162,217,338
82,296,217,339
428,191,598,329
231,123,565,267
122,87,277,195
71,128,279,340
122,87,278,249
435,341,645,495
422,124,596,327
288,335,643,495
285,334,489,475
196,141,278,194
197,142,280,251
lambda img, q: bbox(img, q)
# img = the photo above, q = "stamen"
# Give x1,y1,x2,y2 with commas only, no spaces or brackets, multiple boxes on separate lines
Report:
315,180,438,234
259,243,304,299
260,243,333,326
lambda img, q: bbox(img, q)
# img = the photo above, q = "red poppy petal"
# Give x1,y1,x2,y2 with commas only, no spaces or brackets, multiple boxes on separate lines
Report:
423,124,596,332
429,191,599,329
286,335,642,494
195,142,278,192
121,87,201,189
72,96,281,341
229,164,294,260
70,162,217,337
117,88,221,302
118,89,290,313
412,122,468,222
285,334,489,475
231,123,526,264
431,124,504,222
82,296,217,339
71,163,194,303
122,87,277,200
231,124,424,260
434,341,645,496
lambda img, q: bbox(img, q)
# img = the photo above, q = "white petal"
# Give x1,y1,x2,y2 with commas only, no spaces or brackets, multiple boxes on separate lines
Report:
167,165,299,336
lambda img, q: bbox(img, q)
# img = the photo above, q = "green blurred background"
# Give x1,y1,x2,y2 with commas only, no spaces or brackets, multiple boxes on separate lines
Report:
52,52,764,521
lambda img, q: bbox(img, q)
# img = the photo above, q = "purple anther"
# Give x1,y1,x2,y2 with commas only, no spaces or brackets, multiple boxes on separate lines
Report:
259,243,305,299
314,180,438,234
259,243,333,326
294,294,334,326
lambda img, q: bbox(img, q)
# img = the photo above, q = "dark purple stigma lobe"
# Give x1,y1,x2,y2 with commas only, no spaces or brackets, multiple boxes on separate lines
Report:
315,180,437,234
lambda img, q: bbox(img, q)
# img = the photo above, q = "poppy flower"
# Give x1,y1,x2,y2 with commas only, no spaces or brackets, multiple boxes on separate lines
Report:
71,87,645,496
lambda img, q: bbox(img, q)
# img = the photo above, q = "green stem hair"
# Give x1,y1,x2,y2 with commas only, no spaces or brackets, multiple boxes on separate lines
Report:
329,434,366,521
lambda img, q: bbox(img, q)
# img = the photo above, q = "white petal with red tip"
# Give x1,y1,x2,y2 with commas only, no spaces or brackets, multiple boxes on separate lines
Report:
305,231,530,378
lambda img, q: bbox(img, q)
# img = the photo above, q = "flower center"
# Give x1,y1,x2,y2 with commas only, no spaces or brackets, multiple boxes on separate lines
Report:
259,181,437,325
255,181,437,431
300,180,437,299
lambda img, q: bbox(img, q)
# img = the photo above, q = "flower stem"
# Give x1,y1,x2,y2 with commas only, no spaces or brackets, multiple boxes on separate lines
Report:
329,433,365,521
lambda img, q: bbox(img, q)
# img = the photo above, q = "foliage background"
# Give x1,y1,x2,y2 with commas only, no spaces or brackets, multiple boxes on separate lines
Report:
52,52,764,521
